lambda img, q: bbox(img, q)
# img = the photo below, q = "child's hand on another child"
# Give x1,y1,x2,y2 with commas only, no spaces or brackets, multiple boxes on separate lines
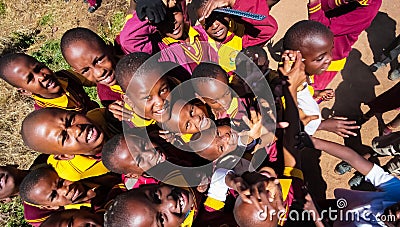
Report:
279,50,307,92
299,108,319,126
108,100,134,121
199,0,236,21
318,116,360,137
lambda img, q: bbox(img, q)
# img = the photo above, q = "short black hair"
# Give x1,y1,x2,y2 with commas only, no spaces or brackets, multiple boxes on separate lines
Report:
283,20,333,51
101,134,125,174
19,165,55,204
115,52,151,92
60,27,107,58
104,190,136,226
0,53,36,86
191,62,228,90
20,108,64,152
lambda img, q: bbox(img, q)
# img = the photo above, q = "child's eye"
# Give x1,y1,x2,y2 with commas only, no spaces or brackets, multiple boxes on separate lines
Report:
81,68,89,75
160,86,169,95
143,95,151,100
33,64,45,73
57,179,64,188
96,55,105,64
185,121,191,130
153,190,162,204
315,55,324,62
219,145,224,153
50,190,57,202
158,212,165,227
136,155,143,166
27,74,34,84
61,130,69,145
216,129,220,137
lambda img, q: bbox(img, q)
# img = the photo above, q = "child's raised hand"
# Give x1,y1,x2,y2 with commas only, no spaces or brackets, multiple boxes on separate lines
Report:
319,117,360,137
225,173,251,203
239,172,285,213
199,0,236,22
159,130,182,145
108,100,134,121
279,51,307,91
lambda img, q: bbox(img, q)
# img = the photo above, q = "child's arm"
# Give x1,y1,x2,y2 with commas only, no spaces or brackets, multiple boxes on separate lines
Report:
309,0,381,38
118,12,158,54
232,0,278,47
311,137,373,176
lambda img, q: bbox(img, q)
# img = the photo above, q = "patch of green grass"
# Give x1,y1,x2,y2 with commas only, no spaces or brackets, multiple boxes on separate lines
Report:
84,86,102,107
98,11,126,45
0,197,30,227
30,39,69,71
0,0,6,17
39,13,54,27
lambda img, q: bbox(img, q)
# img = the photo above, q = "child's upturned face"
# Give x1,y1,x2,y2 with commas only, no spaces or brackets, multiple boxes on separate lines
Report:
300,34,333,75
41,209,104,227
30,169,88,207
0,166,20,199
178,103,211,134
197,9,230,42
196,125,238,161
4,56,62,98
156,7,185,40
195,73,232,112
29,110,104,156
128,71,171,122
122,135,166,172
126,184,194,227
64,40,117,87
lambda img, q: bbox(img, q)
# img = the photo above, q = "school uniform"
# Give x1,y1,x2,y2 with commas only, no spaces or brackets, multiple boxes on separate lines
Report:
194,0,278,72
47,108,116,181
96,83,124,107
308,0,382,90
32,70,98,113
119,13,216,74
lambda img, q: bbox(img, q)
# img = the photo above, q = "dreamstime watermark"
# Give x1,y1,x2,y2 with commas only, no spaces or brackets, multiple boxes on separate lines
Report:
262,198,396,224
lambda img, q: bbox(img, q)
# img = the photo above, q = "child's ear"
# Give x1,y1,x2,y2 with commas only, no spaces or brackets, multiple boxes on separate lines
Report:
53,154,75,160
195,93,206,104
17,88,32,96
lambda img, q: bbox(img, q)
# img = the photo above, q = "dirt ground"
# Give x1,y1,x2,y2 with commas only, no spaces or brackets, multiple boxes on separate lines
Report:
269,0,400,199
0,0,399,201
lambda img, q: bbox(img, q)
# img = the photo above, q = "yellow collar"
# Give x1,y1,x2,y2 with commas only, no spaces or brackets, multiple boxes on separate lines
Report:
124,103,156,127
110,84,124,94
181,209,195,227
162,26,199,45
327,58,347,72
31,78,69,108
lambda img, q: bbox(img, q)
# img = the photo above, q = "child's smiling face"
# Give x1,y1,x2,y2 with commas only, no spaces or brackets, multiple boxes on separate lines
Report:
194,73,233,112
24,109,104,156
127,70,171,123
193,125,238,161
4,55,62,98
64,40,117,87
156,6,186,40
29,168,90,208
123,184,194,227
300,33,334,75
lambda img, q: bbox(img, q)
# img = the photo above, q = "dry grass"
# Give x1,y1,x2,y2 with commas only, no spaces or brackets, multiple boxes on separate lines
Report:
0,0,128,225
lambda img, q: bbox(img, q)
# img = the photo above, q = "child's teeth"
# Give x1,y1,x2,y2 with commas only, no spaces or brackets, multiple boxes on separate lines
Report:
87,128,93,141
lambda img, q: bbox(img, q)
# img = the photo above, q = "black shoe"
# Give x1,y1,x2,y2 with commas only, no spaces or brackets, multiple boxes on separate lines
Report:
88,4,98,13
334,161,352,175
348,172,364,188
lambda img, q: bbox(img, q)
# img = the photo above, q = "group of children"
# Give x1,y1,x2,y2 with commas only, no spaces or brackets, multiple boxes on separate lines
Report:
1,0,399,226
